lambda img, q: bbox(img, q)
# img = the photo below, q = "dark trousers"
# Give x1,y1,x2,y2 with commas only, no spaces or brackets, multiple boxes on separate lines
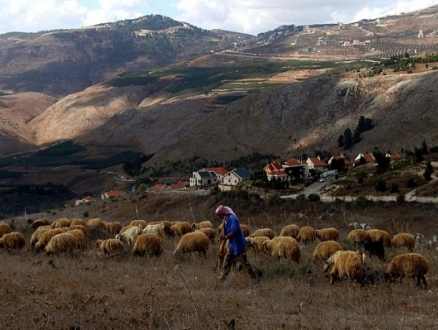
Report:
220,250,261,280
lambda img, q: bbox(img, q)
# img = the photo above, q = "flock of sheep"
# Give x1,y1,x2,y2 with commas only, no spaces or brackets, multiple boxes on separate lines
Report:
0,217,433,287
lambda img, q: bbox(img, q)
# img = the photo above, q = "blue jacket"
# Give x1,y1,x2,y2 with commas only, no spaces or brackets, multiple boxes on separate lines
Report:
223,214,247,255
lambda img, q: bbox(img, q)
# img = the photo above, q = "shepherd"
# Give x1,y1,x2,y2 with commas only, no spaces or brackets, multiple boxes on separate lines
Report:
215,205,262,281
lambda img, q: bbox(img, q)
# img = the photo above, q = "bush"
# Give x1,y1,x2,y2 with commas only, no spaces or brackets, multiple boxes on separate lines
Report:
390,183,400,193
296,194,306,201
353,195,369,208
307,193,321,202
374,180,387,192
406,178,417,188
83,211,89,218
396,194,405,203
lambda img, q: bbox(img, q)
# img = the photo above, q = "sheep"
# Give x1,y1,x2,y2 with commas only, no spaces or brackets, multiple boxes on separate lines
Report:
34,228,70,251
315,228,339,242
349,222,373,230
384,253,429,287
198,227,216,245
30,226,52,247
31,218,51,229
129,220,148,229
44,232,77,255
367,229,391,247
245,236,270,257
297,226,316,243
115,225,142,245
324,250,365,284
149,220,174,237
170,221,192,236
68,229,88,251
262,236,301,263
69,225,88,237
363,239,385,261
86,218,105,230
52,218,72,228
191,220,213,230
174,231,209,258
347,229,370,247
96,239,125,256
0,222,12,238
279,224,300,238
249,228,275,239
240,224,250,237
132,233,163,257
0,232,26,249
391,233,416,252
214,239,229,272
142,223,166,238
69,218,86,227
312,240,343,263
104,222,123,235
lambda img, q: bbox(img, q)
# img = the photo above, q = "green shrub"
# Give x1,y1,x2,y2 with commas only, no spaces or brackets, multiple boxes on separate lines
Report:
353,195,369,208
396,194,405,203
307,193,320,202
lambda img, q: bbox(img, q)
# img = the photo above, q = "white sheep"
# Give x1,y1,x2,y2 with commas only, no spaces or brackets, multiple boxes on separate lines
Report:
174,231,209,258
116,225,142,245
262,236,301,263
142,223,166,238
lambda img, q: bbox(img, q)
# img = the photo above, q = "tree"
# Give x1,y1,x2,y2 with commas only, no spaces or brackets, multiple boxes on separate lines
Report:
373,150,391,174
357,116,366,133
343,128,353,149
338,135,344,147
423,161,433,181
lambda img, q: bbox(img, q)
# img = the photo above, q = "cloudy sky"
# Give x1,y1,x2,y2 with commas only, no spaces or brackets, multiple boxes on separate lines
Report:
0,0,436,35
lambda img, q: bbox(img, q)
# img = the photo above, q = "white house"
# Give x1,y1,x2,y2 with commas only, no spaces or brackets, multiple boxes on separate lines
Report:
189,170,218,187
221,167,252,186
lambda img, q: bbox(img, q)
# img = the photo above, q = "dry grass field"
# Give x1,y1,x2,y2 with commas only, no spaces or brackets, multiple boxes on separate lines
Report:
1,195,438,329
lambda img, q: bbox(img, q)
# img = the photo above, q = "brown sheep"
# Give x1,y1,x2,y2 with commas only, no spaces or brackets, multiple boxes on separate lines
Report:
391,233,416,252
249,228,275,239
31,218,51,229
385,253,429,287
0,222,12,238
116,226,142,245
68,229,88,251
313,240,343,263
262,236,301,263
246,236,270,257
52,218,72,228
297,226,316,243
0,232,26,249
96,239,125,255
119,225,132,234
132,233,163,257
198,227,216,245
174,231,209,258
170,221,192,236
367,229,391,247
30,226,52,247
86,218,106,230
191,220,213,230
34,228,70,251
347,229,370,247
69,225,88,236
149,220,174,237
70,218,86,227
104,222,123,235
315,228,339,242
325,250,365,284
279,224,300,238
129,220,148,229
44,232,77,254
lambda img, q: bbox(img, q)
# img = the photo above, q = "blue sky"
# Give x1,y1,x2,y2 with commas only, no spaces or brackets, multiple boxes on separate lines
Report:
0,0,436,35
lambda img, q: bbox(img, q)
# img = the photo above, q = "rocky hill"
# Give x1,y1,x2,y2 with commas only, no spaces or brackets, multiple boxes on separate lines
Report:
1,6,438,196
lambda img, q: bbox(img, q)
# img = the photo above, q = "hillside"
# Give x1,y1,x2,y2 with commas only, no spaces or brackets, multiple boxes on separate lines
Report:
1,6,438,196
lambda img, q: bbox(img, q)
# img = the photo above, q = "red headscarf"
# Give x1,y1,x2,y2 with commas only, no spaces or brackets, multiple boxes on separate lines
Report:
215,205,235,216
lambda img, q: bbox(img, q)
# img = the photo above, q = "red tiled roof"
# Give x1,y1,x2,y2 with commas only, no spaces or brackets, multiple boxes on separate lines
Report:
285,158,305,166
82,196,96,201
388,153,401,160
202,167,228,176
308,157,328,167
152,184,167,191
170,181,186,190
106,190,125,197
